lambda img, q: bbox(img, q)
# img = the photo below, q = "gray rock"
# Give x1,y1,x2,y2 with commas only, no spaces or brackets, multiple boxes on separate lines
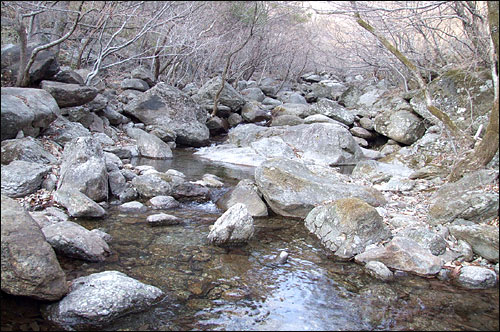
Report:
374,109,425,145
131,173,174,198
126,127,172,159
449,224,499,263
193,76,246,111
410,68,493,134
241,87,265,102
53,188,106,218
310,98,355,125
227,113,243,127
354,237,444,276
41,221,110,262
99,105,129,125
241,101,271,123
57,136,108,202
123,83,209,147
90,228,113,243
1,87,59,140
359,117,374,130
271,114,304,126
41,271,164,330
396,227,447,256
148,195,180,209
303,114,341,125
119,201,147,213
262,96,282,107
41,116,91,147
216,179,268,217
306,81,347,101
364,261,394,281
131,67,155,87
206,115,229,135
455,266,498,289
147,213,181,226
41,80,98,107
352,160,413,183
1,160,51,197
259,77,281,97
272,103,312,119
108,170,127,197
255,158,386,218
276,251,289,265
350,126,374,140
305,198,391,259
207,203,255,246
1,195,68,301
53,66,84,85
428,169,499,225
121,78,150,92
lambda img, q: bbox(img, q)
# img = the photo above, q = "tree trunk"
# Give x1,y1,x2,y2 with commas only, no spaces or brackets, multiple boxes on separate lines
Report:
351,1,470,145
448,1,499,181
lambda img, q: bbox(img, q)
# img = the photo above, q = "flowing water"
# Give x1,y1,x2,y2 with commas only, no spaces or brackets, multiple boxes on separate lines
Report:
1,149,498,331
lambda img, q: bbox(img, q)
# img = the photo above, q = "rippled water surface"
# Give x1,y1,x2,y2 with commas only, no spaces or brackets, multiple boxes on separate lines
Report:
2,149,498,331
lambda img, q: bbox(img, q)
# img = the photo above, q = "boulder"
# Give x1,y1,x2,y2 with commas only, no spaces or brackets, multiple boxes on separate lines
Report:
1,160,51,198
41,271,164,330
305,198,391,259
41,80,98,107
455,266,498,289
271,103,312,118
354,237,444,276
119,201,147,213
207,203,255,246
364,261,394,281
41,221,111,262
216,179,268,217
131,173,174,198
395,227,447,256
241,87,265,102
1,87,59,140
271,114,304,126
449,224,499,263
126,127,172,159
310,98,355,125
255,158,386,218
306,81,347,101
373,109,425,145
241,101,272,123
131,67,155,87
121,78,150,92
53,188,106,218
259,77,281,97
427,169,499,225
148,195,180,209
410,68,494,134
41,116,91,147
1,195,68,301
123,83,209,147
57,136,108,202
53,66,84,85
1,43,59,85
147,213,181,226
192,76,246,111
198,123,365,167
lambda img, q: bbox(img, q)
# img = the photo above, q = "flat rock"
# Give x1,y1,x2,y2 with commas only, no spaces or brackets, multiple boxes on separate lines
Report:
41,271,164,330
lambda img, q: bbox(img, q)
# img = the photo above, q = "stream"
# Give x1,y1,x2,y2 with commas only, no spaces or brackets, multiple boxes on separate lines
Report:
1,149,498,331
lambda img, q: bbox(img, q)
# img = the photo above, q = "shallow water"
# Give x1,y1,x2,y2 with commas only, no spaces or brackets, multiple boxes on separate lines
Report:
1,149,498,331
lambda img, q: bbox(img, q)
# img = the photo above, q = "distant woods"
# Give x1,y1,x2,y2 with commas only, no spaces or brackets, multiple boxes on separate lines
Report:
0,1,495,89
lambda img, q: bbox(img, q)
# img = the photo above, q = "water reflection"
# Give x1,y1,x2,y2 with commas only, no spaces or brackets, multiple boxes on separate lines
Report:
1,149,497,331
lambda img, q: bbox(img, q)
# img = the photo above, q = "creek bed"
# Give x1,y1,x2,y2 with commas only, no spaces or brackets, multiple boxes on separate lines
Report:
1,149,498,331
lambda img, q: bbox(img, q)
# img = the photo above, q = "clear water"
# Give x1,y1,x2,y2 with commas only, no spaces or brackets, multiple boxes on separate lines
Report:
1,149,498,331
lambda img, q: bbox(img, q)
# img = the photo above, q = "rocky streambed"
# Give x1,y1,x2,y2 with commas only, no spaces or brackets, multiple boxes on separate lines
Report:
2,150,498,331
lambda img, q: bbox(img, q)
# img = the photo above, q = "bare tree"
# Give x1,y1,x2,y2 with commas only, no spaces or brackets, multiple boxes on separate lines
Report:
2,1,85,87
